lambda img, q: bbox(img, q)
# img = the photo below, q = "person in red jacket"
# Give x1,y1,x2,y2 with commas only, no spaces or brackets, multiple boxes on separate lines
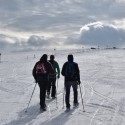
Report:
32,54,54,111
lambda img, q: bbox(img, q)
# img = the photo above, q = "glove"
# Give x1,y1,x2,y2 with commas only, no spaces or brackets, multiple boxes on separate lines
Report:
77,80,81,85
34,79,37,83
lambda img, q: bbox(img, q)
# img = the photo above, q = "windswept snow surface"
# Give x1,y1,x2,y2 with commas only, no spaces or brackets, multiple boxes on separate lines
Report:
0,49,125,125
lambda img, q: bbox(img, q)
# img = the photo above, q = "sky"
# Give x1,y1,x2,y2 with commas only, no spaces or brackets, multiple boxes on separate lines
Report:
0,0,125,51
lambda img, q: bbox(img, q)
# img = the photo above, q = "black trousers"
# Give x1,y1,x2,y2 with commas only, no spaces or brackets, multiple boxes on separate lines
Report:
65,81,78,108
38,81,48,108
47,78,56,97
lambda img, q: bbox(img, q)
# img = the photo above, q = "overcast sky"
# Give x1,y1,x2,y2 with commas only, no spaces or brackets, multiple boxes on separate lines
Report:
0,0,125,51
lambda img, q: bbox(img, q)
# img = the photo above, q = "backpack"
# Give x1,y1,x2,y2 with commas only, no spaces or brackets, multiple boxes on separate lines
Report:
65,62,74,77
36,62,47,74
49,60,57,77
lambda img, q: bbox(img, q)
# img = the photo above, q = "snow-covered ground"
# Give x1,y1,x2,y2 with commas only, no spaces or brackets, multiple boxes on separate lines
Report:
0,49,125,125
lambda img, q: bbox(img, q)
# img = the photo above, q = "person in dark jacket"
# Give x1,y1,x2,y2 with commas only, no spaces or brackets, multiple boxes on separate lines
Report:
46,55,60,99
32,54,54,111
61,54,80,110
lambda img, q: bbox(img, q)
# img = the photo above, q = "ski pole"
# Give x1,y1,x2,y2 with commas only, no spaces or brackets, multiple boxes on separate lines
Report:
78,83,85,112
62,84,65,109
56,76,59,89
55,78,59,108
0,53,1,63
25,82,37,112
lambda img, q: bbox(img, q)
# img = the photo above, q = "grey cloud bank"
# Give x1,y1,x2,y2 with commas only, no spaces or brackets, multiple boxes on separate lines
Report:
0,34,20,50
27,35,50,47
1,22,125,51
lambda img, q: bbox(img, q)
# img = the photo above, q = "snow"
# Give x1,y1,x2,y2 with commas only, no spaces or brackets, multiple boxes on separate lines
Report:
0,49,125,125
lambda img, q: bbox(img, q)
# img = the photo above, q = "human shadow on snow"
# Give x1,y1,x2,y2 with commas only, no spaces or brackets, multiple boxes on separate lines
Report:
4,103,40,125
42,108,77,125
4,99,58,125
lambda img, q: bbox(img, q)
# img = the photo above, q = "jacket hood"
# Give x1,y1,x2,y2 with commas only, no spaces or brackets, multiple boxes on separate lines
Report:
40,54,48,62
68,54,73,62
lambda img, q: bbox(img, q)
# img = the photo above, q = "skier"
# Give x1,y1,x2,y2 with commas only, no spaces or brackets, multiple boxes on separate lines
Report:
61,54,80,111
46,55,60,99
32,54,54,111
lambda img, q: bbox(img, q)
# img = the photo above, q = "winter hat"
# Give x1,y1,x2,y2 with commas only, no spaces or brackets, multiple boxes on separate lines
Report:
50,55,55,60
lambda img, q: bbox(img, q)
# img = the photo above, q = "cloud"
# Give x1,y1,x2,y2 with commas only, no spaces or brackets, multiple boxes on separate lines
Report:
0,34,20,50
78,22,125,47
0,33,58,51
27,35,50,47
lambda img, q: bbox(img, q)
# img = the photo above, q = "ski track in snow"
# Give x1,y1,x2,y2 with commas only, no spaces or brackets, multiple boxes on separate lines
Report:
0,49,125,125
82,51,125,125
